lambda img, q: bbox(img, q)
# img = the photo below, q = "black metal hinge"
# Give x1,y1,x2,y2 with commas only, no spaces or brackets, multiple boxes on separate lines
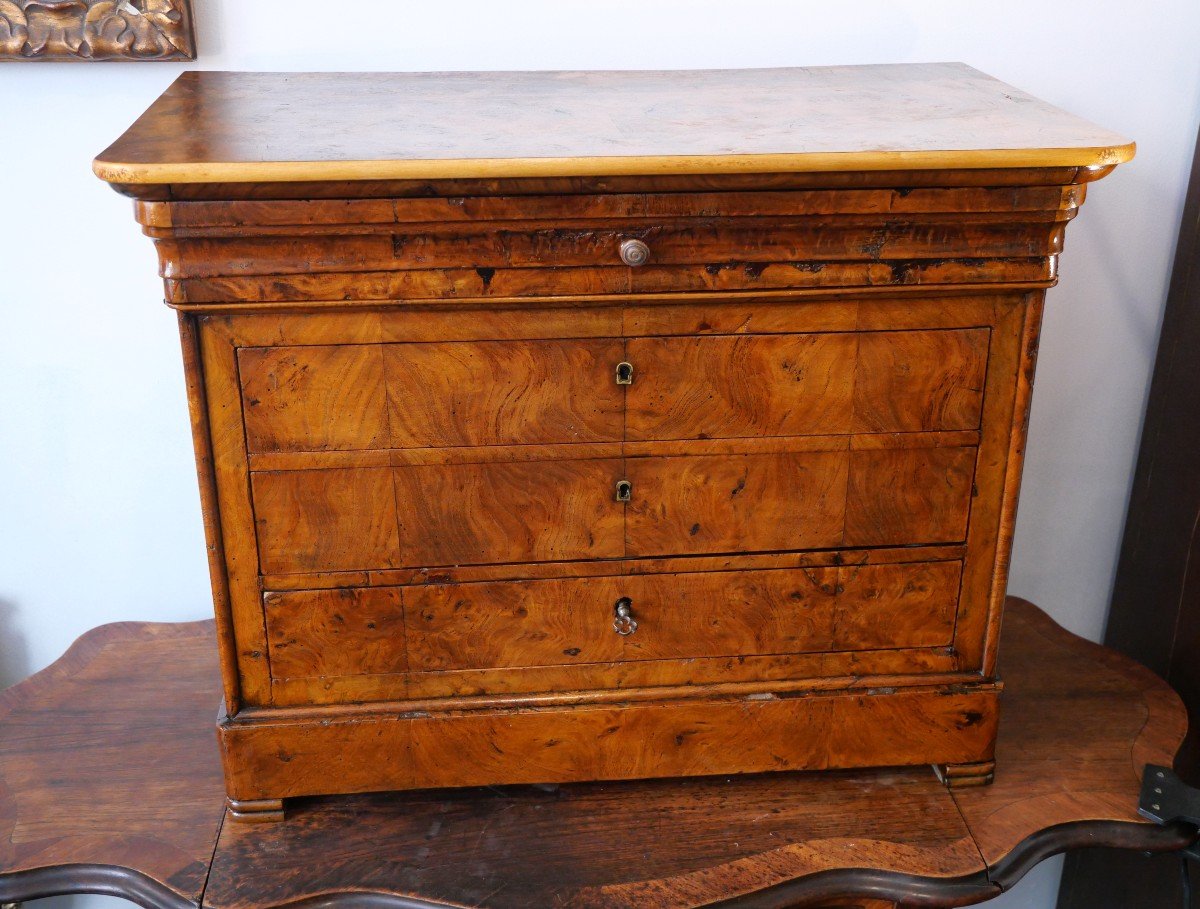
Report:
1141,765,1200,828
1140,765,1200,867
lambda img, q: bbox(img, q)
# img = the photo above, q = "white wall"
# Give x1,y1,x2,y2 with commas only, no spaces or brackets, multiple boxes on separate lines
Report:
3,2,1199,907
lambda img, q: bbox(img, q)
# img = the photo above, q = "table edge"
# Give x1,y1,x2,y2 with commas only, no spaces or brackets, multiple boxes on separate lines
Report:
0,602,1193,909
0,863,201,909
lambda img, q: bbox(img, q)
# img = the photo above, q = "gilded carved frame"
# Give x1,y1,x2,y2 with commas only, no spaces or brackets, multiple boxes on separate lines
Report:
0,0,194,61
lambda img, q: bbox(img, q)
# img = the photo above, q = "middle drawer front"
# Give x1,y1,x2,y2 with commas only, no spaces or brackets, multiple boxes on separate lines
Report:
251,444,976,574
237,327,988,452
264,560,963,681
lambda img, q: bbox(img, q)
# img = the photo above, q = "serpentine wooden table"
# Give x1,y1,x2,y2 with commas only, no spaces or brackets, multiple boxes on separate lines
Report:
0,597,1193,909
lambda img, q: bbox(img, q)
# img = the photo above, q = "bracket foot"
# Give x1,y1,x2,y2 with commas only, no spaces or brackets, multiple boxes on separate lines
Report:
935,760,996,789
228,797,285,823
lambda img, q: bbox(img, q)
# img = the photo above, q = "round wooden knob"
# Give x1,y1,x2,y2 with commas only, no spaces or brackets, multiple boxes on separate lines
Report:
619,238,650,267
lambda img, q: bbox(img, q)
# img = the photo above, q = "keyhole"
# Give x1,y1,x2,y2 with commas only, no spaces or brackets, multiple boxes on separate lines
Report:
615,361,634,385
613,597,637,635
615,479,632,502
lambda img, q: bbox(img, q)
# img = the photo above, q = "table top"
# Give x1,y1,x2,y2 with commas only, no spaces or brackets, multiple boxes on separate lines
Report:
93,64,1134,186
0,597,1191,909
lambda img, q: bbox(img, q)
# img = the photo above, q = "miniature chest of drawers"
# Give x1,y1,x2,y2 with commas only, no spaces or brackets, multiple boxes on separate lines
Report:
96,63,1131,820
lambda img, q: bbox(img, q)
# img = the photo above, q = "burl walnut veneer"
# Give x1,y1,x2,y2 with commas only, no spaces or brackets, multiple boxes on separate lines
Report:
95,63,1133,820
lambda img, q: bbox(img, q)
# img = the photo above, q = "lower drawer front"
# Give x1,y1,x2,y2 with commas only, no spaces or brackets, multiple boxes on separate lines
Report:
264,560,961,681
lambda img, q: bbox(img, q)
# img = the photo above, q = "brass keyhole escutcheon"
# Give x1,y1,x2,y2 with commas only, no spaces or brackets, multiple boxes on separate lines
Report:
613,597,637,635
615,479,632,502
615,361,634,385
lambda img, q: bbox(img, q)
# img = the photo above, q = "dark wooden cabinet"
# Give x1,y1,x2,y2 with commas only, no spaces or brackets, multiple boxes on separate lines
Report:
96,63,1131,819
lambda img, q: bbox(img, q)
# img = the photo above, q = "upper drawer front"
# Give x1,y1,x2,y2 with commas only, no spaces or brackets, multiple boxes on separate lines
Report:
165,218,1061,278
264,560,962,681
387,220,1057,273
239,339,625,452
626,328,987,440
239,328,987,452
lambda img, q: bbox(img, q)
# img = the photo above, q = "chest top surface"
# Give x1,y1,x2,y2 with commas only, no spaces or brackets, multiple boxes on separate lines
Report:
93,62,1133,185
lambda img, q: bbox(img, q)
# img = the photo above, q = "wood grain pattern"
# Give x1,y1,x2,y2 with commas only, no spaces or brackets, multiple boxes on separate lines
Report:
628,328,988,441
251,467,400,574
127,165,1093,203
952,296,1039,673
241,329,987,453
138,186,1083,229
852,328,988,432
207,769,991,909
244,431,979,473
627,449,849,556
250,438,978,573
178,314,243,713
954,599,1194,874
144,184,1078,310
844,446,976,547
346,543,971,590
626,333,857,440
391,458,625,566
218,684,1001,801
273,644,963,707
161,221,1061,277
253,459,627,573
164,257,1059,307
0,621,224,909
240,339,625,451
264,587,406,678
0,601,1189,909
383,339,624,447
387,561,960,674
239,344,389,452
198,317,273,703
93,65,1133,184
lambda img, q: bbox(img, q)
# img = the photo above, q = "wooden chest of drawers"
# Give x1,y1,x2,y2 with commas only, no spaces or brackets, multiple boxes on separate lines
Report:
96,64,1131,820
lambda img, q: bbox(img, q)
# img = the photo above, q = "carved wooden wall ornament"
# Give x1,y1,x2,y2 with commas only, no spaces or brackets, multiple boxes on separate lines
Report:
0,0,194,61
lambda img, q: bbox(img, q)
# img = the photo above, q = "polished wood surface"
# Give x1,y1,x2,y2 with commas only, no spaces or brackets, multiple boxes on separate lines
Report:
93,64,1133,184
625,328,987,439
95,71,1127,808
248,440,974,577
238,329,986,451
217,682,1000,802
843,446,975,547
0,600,1191,909
269,561,959,679
954,602,1193,875
144,181,1079,306
0,620,226,909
